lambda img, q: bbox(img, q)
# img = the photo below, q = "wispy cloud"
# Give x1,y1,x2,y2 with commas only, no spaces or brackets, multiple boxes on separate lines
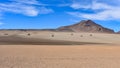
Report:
11,0,40,5
0,0,53,16
0,3,39,16
68,9,120,20
71,1,112,10
39,7,54,14
67,0,120,20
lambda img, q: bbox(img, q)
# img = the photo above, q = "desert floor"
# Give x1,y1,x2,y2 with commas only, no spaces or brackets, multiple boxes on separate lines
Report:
1,45,120,68
0,31,120,68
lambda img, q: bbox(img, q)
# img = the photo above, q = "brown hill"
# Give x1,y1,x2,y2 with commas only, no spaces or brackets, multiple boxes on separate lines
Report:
117,31,120,34
57,20,114,33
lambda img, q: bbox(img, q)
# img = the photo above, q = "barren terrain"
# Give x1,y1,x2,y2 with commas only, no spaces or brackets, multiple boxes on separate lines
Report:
0,31,120,68
1,45,120,68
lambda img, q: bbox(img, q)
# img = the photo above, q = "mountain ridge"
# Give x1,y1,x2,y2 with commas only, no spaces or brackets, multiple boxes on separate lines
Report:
57,20,114,33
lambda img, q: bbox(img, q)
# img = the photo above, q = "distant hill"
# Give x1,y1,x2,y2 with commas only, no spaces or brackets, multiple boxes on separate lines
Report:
0,20,115,33
117,31,120,34
57,20,114,33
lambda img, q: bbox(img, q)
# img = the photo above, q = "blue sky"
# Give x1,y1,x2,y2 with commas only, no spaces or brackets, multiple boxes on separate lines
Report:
0,0,120,32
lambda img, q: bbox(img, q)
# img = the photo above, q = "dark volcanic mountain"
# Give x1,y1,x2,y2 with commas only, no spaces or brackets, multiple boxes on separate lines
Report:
57,20,114,33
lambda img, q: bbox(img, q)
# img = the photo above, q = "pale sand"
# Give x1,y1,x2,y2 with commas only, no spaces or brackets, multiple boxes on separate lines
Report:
0,31,120,68
0,31,120,45
1,45,120,68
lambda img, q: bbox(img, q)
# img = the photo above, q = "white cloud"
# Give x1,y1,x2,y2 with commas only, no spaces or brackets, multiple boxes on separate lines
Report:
71,3,90,9
11,0,39,5
91,1,112,10
70,1,113,10
39,7,54,14
82,9,120,20
0,0,53,17
0,3,39,16
68,9,120,20
68,0,120,20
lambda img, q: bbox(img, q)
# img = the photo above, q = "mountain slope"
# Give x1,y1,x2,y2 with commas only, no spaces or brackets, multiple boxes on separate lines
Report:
57,20,114,33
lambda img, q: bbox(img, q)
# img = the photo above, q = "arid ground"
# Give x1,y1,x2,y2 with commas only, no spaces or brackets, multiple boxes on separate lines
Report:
0,31,120,68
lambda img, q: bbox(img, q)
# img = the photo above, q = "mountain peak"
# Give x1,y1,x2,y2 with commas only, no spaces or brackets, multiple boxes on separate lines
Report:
57,20,114,33
73,20,98,26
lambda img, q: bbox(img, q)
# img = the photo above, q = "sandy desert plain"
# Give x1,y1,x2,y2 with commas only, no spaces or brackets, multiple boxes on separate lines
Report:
1,30,120,68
